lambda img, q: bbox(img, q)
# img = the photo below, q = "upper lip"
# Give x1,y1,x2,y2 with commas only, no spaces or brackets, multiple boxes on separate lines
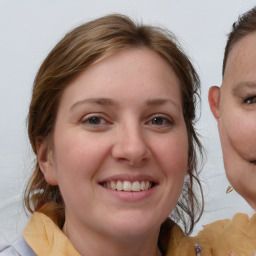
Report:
98,174,158,184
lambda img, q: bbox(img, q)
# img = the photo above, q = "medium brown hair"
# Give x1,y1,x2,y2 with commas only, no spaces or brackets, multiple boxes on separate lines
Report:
25,14,203,236
223,6,256,75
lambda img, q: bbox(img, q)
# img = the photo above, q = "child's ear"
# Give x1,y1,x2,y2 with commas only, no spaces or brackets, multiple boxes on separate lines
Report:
36,139,58,186
208,86,221,120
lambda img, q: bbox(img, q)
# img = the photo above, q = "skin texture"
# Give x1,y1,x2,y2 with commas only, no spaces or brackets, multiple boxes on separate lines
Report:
37,47,189,256
209,31,256,209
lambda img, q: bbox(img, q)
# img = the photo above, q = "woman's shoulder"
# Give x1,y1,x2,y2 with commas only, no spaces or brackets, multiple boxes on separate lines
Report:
167,213,256,256
0,237,35,256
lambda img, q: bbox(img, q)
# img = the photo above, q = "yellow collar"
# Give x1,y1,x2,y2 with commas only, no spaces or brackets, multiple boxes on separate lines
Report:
23,212,81,256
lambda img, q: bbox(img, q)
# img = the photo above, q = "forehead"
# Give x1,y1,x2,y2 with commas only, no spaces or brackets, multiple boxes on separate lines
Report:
223,31,256,86
59,47,183,109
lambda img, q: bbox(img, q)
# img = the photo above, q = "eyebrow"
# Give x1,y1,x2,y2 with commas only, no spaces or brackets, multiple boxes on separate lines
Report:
232,81,256,96
70,98,118,110
70,97,181,111
146,98,180,110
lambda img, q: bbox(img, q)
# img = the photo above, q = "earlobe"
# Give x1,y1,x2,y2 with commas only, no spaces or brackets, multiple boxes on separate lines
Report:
208,86,221,120
36,139,58,186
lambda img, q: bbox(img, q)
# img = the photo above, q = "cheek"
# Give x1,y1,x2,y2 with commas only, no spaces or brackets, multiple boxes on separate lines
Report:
155,131,188,178
220,112,256,160
51,133,111,210
52,133,108,181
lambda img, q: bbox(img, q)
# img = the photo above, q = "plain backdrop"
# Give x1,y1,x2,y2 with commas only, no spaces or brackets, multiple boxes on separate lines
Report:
0,0,255,241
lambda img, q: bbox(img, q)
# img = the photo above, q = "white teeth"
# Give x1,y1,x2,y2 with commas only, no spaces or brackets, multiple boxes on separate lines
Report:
132,181,140,192
110,181,116,190
102,180,153,192
116,181,123,191
145,181,150,190
123,181,132,191
140,181,146,190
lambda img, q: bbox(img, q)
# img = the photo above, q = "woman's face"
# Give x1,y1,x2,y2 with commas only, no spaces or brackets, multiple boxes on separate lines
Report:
209,32,256,209
40,48,188,240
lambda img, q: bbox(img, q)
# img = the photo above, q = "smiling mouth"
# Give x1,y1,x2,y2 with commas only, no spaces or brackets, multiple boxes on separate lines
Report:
100,180,154,192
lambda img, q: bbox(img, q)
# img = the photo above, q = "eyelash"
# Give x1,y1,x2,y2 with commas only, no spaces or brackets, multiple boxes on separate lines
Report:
244,95,256,104
80,113,174,130
147,116,173,126
81,114,109,126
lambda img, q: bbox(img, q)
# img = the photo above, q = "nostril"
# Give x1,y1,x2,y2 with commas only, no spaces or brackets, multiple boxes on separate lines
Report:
111,128,151,166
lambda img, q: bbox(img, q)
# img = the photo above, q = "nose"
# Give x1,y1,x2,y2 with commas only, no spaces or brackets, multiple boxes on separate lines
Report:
111,123,151,166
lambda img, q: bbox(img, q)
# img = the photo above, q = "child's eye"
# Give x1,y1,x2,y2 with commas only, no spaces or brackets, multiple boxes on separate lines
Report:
244,96,256,104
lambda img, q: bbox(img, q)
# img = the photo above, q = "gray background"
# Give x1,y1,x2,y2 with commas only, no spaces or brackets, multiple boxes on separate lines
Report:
0,0,254,241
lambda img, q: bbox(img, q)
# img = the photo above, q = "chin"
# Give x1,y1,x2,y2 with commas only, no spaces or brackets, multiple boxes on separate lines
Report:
243,195,256,210
113,225,159,240
230,180,256,210
108,214,161,238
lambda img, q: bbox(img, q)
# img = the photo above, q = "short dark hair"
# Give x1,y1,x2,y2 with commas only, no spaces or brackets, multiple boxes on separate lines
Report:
223,7,256,75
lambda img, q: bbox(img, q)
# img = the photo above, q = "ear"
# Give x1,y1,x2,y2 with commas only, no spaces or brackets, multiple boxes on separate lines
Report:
36,139,58,186
208,86,221,120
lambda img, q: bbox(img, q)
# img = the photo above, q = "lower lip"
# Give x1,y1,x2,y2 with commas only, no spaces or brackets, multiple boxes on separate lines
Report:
100,185,157,202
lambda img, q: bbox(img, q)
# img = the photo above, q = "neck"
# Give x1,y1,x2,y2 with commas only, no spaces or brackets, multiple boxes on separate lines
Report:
62,219,162,256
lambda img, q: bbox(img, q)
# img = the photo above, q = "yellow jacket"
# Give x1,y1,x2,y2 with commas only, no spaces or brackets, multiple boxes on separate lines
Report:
22,212,256,256
23,212,80,256
167,213,256,256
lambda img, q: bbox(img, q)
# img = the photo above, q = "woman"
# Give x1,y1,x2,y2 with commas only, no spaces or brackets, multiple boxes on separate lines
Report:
0,14,203,255
168,7,256,256
209,6,256,211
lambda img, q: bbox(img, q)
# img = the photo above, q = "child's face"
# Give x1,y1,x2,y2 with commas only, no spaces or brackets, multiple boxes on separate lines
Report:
209,32,256,209
39,48,188,240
